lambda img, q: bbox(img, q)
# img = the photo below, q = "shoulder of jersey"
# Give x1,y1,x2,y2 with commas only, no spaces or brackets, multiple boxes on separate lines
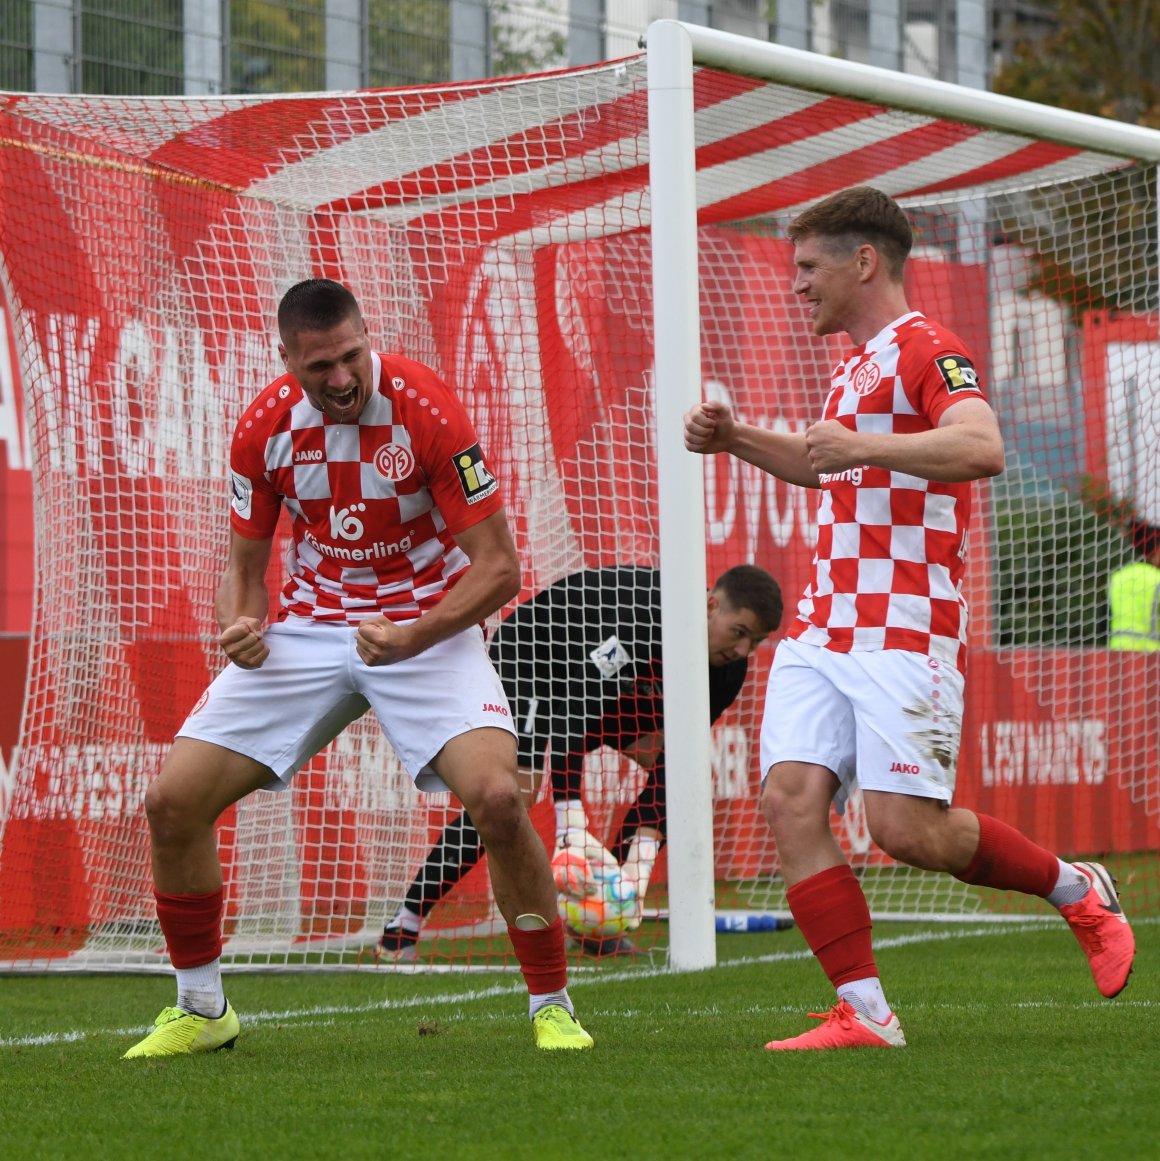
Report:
236,373,303,434
378,353,454,400
899,313,968,353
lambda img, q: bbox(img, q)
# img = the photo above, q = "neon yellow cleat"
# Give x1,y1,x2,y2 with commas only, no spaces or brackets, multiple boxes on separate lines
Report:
532,1004,594,1050
122,1003,240,1059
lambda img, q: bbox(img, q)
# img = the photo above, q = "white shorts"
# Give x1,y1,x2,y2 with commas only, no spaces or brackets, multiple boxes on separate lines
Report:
759,637,964,809
178,618,516,793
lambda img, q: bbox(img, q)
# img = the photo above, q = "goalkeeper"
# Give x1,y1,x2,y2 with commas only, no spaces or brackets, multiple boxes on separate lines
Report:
379,563,783,958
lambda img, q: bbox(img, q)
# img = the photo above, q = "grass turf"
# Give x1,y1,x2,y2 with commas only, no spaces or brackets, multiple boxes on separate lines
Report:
1,921,1156,1160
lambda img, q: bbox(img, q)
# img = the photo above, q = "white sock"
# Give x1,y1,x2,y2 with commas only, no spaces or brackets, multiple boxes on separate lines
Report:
390,906,421,933
529,988,574,1020
621,834,661,900
836,976,891,1024
175,958,225,1018
554,798,588,843
1046,859,1090,908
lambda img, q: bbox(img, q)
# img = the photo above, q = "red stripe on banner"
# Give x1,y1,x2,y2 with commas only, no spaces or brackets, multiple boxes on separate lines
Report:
320,88,652,213
308,211,346,282
147,85,498,192
317,70,763,220
702,120,986,224
403,112,992,250
1079,311,1160,483
694,94,891,171
407,163,651,249
900,140,1086,199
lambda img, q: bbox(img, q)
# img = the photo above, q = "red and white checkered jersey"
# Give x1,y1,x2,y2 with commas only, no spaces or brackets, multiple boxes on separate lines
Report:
228,351,504,624
788,311,987,671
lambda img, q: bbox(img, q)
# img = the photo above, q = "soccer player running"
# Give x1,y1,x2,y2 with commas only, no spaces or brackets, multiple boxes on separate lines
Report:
683,186,1136,1051
124,279,592,1057
379,563,783,958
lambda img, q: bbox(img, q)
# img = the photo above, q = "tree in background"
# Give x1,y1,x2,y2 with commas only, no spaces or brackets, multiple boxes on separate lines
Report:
231,0,326,93
82,0,185,95
992,0,1160,128
490,0,566,76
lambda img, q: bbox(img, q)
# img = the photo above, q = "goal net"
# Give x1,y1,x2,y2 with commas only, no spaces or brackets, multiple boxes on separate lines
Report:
1,22,1158,971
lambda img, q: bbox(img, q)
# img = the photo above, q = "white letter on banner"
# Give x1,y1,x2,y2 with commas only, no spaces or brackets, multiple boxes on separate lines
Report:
112,318,153,477
763,415,796,547
0,303,26,471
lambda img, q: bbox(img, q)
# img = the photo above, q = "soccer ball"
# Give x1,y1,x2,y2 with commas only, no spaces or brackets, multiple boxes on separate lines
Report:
551,846,639,938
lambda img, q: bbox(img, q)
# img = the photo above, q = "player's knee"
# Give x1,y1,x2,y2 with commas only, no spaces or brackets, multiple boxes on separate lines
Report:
759,779,782,830
463,780,525,848
143,778,200,845
761,777,814,840
868,821,936,870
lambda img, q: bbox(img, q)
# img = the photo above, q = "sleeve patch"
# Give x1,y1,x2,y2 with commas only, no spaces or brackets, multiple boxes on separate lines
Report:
230,471,254,520
936,354,981,394
452,443,500,504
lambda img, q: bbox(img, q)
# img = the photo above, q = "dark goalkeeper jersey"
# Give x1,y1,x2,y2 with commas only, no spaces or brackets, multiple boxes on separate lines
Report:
489,566,747,776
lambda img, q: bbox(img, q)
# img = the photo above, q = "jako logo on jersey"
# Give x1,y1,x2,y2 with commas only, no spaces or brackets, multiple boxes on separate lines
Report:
230,471,253,520
329,503,366,540
937,354,980,393
482,702,510,716
851,360,882,396
890,761,921,774
294,448,324,463
453,443,499,505
374,443,415,481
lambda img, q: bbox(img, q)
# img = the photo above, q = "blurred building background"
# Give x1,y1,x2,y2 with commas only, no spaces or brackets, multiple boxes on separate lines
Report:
1,0,1057,96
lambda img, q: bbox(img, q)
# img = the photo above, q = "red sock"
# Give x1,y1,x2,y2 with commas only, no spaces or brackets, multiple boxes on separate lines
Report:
786,865,876,988
508,916,568,995
953,813,1058,897
155,888,224,969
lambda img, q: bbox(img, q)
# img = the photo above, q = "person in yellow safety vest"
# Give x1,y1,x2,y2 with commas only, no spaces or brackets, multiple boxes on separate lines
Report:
1108,522,1160,652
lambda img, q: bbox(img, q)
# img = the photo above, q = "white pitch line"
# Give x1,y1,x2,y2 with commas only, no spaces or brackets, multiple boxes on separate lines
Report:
1,922,1148,1049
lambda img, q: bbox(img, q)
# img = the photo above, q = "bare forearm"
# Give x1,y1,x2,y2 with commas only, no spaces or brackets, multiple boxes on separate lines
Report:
404,555,520,653
214,571,270,633
725,422,820,488
851,424,1004,482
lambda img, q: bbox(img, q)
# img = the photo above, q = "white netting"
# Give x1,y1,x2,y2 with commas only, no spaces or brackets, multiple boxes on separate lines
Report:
1,43,1157,971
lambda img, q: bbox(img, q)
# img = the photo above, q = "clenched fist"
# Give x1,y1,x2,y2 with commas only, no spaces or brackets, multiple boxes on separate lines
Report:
221,616,268,670
684,400,735,455
356,617,416,666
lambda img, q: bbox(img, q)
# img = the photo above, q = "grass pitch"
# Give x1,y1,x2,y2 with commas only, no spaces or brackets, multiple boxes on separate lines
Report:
2,921,1156,1161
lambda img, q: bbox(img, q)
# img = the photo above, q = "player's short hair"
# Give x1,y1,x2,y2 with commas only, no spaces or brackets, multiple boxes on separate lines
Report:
278,279,362,339
1130,521,1160,559
711,564,783,633
787,186,913,280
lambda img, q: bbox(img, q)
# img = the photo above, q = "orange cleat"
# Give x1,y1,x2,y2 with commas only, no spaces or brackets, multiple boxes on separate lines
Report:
764,1000,906,1051
1060,862,1135,998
